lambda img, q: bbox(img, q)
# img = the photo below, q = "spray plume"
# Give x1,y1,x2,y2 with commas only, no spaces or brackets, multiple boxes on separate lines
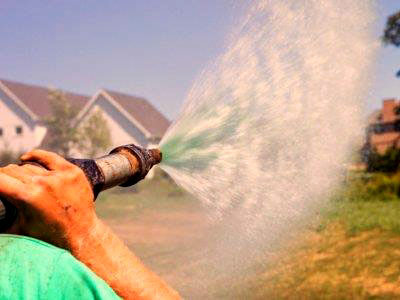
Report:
159,0,377,297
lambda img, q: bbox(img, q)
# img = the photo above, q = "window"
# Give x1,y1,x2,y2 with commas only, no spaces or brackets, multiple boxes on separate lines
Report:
373,122,398,134
395,121,400,132
0,128,3,137
16,126,23,135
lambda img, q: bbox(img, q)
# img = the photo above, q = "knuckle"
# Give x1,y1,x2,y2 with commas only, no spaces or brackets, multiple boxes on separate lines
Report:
68,166,85,180
28,185,44,200
36,177,50,189
62,172,75,183
63,161,78,172
34,176,54,191
2,164,18,171
28,149,44,157
74,167,86,179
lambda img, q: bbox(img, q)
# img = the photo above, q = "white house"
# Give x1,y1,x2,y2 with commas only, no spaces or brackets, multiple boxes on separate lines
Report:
76,89,170,152
0,79,89,153
0,78,170,156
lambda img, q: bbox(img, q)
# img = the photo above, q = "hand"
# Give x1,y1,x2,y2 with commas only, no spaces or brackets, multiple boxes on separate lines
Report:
0,149,97,249
0,149,181,299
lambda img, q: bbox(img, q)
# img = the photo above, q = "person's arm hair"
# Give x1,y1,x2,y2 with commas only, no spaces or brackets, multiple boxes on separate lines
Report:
0,150,180,300
70,219,179,299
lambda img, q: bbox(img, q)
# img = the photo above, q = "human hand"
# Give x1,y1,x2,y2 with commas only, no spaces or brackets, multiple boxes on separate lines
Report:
0,149,97,249
0,149,181,299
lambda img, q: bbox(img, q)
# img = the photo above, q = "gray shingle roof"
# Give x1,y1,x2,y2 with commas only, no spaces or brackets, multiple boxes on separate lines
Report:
105,89,170,138
0,79,89,118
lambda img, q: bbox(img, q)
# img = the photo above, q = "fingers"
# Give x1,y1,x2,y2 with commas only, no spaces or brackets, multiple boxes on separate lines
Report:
0,172,27,204
20,163,49,176
0,164,35,184
21,149,74,171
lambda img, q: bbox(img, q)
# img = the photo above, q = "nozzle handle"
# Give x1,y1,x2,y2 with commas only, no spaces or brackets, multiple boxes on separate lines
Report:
0,144,162,232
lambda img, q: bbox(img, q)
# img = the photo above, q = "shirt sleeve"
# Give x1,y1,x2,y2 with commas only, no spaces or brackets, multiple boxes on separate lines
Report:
47,251,121,300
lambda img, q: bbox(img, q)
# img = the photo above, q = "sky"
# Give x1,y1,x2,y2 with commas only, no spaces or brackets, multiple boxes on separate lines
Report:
371,1,400,112
0,1,400,119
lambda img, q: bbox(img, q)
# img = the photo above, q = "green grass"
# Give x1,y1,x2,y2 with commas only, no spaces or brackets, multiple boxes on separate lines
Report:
325,200,400,235
241,172,400,299
321,172,400,235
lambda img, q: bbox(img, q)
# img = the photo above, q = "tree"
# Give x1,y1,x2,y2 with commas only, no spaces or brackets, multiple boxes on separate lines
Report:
383,11,400,47
383,11,400,77
367,147,400,173
43,90,81,156
79,109,112,158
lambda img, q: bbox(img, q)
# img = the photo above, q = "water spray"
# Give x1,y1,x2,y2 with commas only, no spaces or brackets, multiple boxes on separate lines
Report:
0,144,162,232
0,0,378,297
155,1,377,296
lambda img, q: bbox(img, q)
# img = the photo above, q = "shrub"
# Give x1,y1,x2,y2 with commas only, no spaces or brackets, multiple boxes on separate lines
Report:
367,147,400,173
340,172,400,202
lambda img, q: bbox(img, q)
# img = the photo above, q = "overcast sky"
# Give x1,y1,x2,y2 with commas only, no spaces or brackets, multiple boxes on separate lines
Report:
1,1,400,119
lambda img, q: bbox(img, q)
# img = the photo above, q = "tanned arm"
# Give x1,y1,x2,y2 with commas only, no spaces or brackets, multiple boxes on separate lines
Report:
0,150,180,300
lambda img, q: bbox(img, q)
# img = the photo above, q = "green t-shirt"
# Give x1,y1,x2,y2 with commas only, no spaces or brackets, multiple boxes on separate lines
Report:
0,234,120,299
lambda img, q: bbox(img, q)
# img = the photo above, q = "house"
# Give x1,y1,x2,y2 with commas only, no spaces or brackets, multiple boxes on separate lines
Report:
76,89,170,152
367,98,400,154
0,78,170,156
0,79,89,153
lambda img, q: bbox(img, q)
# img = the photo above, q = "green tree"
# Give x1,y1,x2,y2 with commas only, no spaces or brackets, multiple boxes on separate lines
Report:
383,10,400,77
43,90,81,156
367,147,400,173
79,110,112,158
383,11,400,47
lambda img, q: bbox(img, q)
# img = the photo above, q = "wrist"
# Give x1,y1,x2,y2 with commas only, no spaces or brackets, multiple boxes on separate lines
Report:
65,213,103,254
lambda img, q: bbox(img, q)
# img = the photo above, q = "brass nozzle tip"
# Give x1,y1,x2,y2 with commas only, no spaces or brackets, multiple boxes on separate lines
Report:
149,148,162,165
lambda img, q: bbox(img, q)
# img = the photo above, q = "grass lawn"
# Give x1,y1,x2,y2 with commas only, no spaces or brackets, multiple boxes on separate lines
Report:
243,174,400,299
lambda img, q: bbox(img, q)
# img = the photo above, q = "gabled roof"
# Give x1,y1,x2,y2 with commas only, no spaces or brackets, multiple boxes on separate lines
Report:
78,89,170,139
0,78,89,118
104,90,170,138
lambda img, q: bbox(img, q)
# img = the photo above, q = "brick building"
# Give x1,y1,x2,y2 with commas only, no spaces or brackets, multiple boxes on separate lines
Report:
367,99,400,154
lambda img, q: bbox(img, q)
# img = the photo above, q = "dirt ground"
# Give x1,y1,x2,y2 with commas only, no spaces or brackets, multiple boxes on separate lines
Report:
96,184,219,298
96,178,400,299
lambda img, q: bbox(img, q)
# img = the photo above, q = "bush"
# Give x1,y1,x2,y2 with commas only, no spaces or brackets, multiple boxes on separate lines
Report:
340,172,400,202
367,147,400,173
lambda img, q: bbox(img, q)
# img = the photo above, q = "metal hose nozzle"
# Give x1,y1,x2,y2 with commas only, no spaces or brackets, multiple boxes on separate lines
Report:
0,144,162,232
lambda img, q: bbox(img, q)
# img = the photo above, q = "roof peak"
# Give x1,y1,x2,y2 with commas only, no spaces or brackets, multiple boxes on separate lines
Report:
0,78,89,98
0,78,90,118
103,89,147,102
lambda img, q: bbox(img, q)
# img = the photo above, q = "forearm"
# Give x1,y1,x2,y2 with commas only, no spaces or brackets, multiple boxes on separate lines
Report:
68,217,180,300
